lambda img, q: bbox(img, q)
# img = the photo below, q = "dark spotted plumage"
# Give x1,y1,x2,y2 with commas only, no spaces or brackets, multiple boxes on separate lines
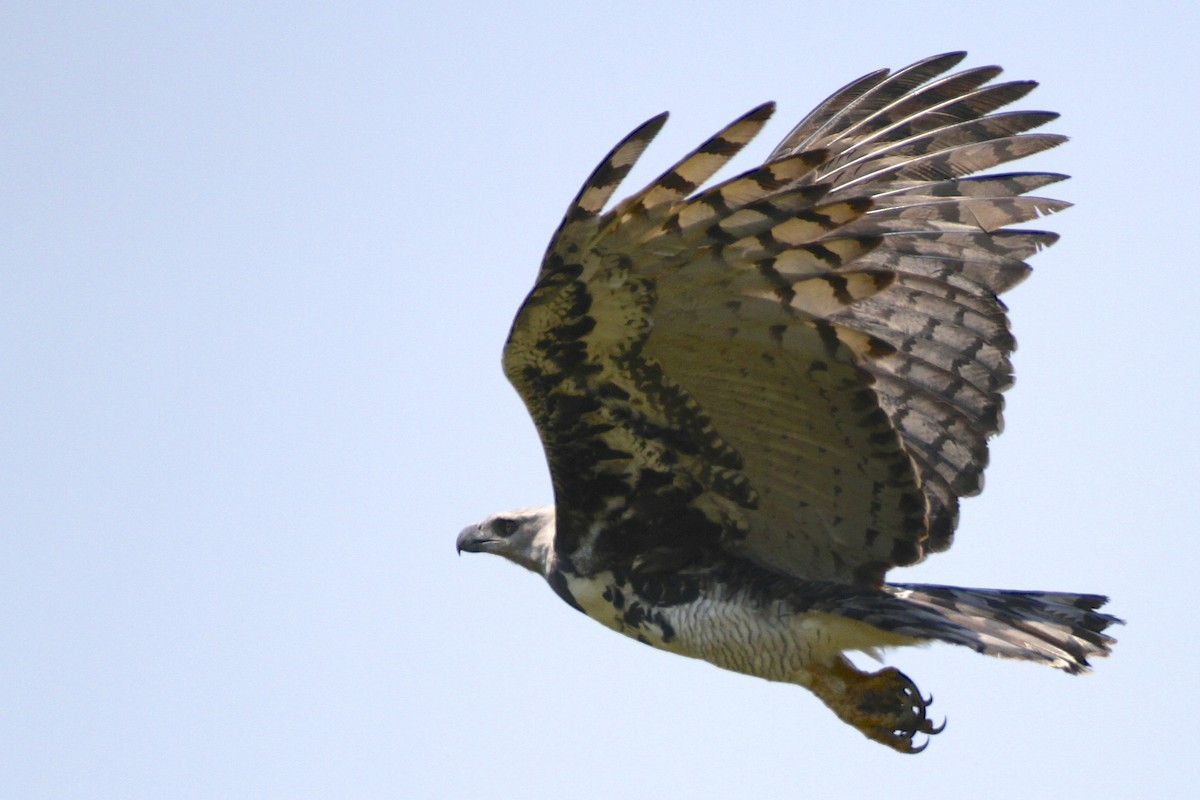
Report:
459,53,1119,753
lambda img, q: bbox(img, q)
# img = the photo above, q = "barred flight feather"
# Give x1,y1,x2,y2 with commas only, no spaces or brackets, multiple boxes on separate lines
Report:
819,112,1060,186
768,52,972,158
616,103,776,223
802,66,1006,153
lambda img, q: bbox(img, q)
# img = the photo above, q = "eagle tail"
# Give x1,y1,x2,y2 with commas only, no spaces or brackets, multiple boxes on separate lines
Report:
884,583,1121,674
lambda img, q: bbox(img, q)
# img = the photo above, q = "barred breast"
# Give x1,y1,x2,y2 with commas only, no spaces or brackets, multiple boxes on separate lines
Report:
561,569,918,684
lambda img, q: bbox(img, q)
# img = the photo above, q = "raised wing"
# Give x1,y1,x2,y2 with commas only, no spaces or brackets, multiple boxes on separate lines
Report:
504,53,1066,584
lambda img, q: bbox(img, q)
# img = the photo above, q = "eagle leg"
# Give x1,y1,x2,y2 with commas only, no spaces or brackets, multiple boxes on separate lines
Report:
806,658,945,753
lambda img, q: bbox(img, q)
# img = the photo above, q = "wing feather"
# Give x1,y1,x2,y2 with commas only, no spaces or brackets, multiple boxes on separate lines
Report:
768,52,970,158
614,102,776,221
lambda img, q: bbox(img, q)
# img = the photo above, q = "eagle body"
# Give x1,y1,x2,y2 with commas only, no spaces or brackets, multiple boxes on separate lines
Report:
457,53,1119,752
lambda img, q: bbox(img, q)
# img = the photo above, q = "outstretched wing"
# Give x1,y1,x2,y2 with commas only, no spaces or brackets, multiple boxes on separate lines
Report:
504,53,1067,584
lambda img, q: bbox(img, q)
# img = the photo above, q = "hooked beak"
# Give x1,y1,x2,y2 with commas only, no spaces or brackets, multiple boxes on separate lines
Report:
456,524,493,555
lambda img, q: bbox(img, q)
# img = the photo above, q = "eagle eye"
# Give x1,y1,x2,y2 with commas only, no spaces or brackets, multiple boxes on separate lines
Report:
494,518,519,537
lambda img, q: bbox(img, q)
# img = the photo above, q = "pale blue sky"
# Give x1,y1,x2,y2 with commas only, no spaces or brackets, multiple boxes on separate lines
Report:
4,2,1197,798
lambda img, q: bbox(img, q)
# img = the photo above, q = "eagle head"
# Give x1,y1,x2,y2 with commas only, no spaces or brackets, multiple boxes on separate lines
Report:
456,506,557,574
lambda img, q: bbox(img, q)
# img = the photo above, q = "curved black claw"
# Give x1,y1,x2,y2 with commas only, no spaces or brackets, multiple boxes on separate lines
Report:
855,667,947,754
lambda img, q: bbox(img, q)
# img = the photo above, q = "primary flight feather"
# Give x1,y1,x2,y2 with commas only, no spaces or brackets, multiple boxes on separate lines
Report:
457,52,1118,753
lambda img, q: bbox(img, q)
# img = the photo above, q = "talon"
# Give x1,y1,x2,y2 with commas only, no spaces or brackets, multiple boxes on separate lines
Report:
906,738,929,755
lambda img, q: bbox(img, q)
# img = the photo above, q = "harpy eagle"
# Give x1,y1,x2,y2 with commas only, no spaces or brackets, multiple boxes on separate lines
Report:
457,52,1119,753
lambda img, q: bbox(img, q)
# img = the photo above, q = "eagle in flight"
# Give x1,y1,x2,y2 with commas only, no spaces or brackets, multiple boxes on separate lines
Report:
457,52,1118,753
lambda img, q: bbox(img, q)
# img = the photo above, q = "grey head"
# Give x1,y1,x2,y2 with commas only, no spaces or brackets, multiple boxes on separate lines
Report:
456,506,557,574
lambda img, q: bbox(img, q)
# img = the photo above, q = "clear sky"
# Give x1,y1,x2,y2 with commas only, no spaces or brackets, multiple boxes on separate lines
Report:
3,2,1197,798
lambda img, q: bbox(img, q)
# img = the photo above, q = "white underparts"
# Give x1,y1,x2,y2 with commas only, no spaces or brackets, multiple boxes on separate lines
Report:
562,571,920,685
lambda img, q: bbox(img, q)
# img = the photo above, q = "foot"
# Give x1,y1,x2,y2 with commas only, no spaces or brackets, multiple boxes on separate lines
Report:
808,660,945,753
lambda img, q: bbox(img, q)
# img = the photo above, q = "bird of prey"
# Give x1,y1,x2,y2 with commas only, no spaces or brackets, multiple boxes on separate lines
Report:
457,52,1118,753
